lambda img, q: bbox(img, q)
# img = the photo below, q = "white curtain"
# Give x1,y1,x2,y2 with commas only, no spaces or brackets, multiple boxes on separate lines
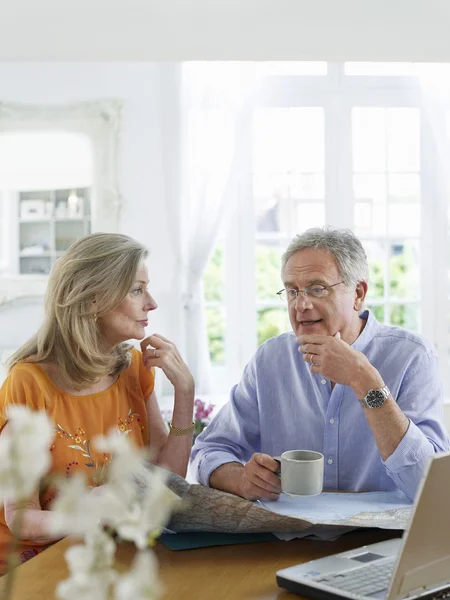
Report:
414,64,450,368
181,63,262,394
416,64,450,185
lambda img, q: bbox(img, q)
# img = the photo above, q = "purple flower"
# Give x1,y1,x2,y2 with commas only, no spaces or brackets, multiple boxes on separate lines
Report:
194,399,215,422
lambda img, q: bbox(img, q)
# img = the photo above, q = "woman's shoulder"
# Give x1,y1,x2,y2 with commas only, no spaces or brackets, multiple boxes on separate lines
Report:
5,360,54,391
8,359,44,378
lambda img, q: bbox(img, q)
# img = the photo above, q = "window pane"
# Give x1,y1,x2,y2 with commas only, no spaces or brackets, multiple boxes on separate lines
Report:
352,108,386,173
389,242,420,300
253,174,289,234
293,201,325,233
257,307,289,346
354,174,387,236
365,240,386,300
386,109,420,172
206,307,225,365
388,203,420,237
390,304,419,330
256,243,284,302
345,63,415,76
367,305,384,323
290,109,325,172
203,242,225,302
253,108,324,173
388,174,420,203
290,174,325,200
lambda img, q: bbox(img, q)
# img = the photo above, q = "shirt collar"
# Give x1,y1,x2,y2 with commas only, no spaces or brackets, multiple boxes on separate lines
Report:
351,309,381,354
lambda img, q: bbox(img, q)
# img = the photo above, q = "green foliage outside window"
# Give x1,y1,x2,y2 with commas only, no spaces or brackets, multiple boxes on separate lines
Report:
203,244,224,302
203,244,225,363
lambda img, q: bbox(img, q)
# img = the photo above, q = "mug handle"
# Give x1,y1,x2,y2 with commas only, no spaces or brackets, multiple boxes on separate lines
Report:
272,456,282,478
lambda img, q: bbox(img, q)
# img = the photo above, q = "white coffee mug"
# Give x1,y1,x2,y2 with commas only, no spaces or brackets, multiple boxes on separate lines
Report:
275,449,324,496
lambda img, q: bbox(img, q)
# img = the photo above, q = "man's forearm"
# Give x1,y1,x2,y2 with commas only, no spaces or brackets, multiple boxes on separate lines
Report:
351,365,409,460
209,462,244,495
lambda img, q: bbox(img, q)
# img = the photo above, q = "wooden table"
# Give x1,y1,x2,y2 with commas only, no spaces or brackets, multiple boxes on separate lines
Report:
0,528,402,600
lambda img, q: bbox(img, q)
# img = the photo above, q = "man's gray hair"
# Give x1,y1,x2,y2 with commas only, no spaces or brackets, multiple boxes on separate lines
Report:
281,227,369,286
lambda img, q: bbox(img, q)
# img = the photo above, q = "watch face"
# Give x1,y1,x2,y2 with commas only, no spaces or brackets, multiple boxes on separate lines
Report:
366,389,386,408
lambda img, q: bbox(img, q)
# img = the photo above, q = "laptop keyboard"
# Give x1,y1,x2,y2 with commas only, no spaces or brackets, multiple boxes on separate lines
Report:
314,558,395,597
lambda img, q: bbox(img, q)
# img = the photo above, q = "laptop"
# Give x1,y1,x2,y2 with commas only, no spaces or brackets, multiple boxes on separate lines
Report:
276,451,450,600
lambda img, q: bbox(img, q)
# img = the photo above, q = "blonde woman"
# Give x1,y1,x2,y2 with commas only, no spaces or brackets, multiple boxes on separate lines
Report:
0,232,195,572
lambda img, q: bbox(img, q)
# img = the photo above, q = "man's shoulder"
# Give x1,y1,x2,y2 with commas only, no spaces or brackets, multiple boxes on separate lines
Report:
373,322,437,358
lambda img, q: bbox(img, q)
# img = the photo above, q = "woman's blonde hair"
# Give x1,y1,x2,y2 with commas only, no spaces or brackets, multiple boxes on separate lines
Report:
8,232,148,388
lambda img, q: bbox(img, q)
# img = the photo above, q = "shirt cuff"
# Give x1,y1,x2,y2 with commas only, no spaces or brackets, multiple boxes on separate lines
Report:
197,451,244,487
383,419,431,473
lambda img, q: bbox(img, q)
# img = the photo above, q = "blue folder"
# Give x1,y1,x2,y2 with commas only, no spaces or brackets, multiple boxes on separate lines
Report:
158,532,277,550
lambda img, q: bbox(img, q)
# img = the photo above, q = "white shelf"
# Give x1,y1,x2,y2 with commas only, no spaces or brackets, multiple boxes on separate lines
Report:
17,187,91,275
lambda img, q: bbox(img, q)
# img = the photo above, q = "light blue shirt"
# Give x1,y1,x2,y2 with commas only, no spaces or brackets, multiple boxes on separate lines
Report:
190,310,450,500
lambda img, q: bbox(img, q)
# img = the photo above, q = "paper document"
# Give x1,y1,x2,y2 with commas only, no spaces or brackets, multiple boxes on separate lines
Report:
258,491,412,528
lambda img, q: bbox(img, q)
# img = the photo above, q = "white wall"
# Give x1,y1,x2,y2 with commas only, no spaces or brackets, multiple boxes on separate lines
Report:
0,63,185,375
1,1,450,61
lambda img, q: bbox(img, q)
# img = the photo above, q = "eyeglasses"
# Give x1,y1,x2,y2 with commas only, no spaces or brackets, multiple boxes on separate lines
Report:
276,281,344,302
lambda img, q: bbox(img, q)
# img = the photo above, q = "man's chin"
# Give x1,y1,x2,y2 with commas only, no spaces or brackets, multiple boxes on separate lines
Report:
295,320,324,334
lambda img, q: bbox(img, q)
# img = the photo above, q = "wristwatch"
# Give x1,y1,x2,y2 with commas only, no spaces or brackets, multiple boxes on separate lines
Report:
359,385,390,409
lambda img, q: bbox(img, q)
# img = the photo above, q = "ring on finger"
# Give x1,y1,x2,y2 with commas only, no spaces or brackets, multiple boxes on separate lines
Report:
152,348,157,358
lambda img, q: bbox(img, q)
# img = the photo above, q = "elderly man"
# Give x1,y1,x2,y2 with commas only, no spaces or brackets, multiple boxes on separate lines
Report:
190,227,449,501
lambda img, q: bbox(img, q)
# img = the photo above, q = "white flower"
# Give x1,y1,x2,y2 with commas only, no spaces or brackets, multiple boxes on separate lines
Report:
109,463,180,549
93,431,180,548
57,573,116,600
65,528,116,573
56,528,117,600
94,429,150,486
114,551,163,600
0,405,54,503
49,474,124,537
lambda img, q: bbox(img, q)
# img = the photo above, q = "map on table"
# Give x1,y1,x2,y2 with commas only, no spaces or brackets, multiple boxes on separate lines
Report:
257,491,412,529
166,474,413,536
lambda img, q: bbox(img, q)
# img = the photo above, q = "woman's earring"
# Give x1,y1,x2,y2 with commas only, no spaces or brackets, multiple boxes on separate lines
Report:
94,313,98,323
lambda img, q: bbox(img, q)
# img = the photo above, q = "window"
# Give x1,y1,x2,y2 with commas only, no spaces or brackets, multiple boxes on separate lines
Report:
253,107,325,345
345,62,415,76
201,63,449,395
353,107,421,330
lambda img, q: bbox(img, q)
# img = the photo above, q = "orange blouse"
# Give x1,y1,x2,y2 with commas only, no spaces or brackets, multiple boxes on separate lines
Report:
0,348,154,573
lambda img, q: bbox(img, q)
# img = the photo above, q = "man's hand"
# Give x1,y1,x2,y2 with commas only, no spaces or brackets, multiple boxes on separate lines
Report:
297,332,382,392
236,453,281,501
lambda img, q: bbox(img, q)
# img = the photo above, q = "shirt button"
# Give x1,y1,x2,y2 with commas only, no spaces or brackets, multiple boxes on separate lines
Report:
321,379,327,385
328,458,333,465
329,418,335,424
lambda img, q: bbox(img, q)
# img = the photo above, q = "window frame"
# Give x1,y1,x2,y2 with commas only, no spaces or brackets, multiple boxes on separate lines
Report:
204,63,449,395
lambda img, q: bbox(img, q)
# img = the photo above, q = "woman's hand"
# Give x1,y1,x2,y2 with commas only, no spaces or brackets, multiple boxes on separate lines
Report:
141,334,194,395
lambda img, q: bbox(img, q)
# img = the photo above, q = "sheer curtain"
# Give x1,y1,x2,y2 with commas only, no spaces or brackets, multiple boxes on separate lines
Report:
415,63,450,390
181,63,262,394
